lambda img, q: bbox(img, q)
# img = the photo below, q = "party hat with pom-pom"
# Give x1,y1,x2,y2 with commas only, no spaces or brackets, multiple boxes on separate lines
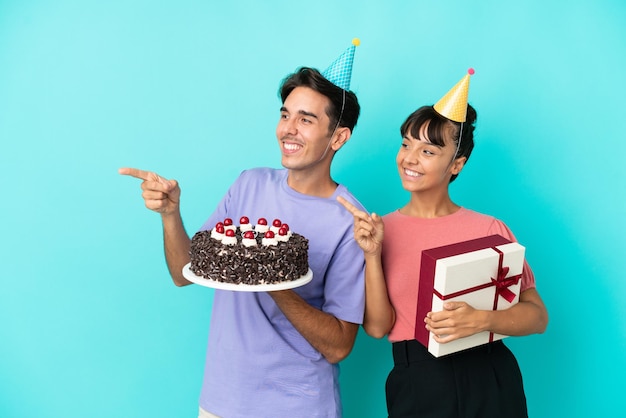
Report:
434,68,474,122
322,38,360,90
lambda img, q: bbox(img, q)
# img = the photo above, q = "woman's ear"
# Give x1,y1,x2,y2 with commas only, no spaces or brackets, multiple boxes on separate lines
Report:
450,156,467,175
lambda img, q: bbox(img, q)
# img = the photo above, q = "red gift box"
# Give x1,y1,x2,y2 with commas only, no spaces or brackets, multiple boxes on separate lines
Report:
415,234,525,357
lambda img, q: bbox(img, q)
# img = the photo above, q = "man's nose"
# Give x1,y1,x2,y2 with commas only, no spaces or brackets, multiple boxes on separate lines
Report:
279,118,297,136
284,118,297,134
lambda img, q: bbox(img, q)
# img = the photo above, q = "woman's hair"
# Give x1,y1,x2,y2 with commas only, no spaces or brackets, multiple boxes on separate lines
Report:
400,104,477,182
279,67,360,134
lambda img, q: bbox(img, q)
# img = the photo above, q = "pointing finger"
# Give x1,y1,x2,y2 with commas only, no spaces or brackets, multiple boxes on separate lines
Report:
119,167,169,184
118,167,153,181
337,196,368,218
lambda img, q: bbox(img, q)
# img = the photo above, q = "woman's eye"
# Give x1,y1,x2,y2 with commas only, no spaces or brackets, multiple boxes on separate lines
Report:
424,146,440,155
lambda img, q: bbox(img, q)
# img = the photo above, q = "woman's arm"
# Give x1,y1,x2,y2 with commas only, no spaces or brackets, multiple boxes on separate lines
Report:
424,288,548,343
362,251,396,338
337,196,395,338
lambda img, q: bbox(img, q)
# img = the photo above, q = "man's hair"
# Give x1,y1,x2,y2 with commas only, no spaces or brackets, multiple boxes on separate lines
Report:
279,67,360,134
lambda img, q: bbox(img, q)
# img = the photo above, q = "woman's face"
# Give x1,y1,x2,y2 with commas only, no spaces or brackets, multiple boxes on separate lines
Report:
396,121,464,194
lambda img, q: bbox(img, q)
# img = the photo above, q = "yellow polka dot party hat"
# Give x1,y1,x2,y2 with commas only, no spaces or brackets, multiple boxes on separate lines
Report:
434,68,474,122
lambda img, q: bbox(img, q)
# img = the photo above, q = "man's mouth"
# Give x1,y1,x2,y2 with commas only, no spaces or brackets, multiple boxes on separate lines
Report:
282,140,303,153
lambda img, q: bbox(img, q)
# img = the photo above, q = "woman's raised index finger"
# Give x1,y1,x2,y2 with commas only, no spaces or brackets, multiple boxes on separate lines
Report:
336,196,362,216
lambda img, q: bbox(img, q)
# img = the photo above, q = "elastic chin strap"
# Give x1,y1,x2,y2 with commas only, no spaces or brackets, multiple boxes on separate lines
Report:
316,89,346,163
446,121,463,172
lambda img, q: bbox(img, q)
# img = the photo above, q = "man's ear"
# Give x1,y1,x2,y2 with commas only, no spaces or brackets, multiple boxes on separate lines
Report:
331,127,351,151
450,156,467,175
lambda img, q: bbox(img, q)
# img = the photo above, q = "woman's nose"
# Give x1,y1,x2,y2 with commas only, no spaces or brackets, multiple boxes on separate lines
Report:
403,149,419,164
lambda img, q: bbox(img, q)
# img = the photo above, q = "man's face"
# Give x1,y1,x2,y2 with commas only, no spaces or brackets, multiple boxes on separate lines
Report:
276,86,334,171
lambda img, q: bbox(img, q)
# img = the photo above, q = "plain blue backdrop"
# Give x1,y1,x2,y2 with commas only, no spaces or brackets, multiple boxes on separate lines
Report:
1,1,625,417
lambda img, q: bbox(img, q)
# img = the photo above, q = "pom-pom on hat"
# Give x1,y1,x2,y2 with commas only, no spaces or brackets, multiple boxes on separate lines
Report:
322,38,360,90
434,68,475,123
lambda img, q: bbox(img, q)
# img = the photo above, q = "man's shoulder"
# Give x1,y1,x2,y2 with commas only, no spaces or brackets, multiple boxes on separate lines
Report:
239,166,283,177
334,185,366,212
235,167,286,185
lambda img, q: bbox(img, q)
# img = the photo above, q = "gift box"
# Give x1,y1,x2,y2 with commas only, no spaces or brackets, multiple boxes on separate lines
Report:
415,234,525,357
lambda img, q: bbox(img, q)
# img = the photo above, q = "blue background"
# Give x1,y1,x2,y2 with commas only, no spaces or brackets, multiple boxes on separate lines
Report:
1,1,624,417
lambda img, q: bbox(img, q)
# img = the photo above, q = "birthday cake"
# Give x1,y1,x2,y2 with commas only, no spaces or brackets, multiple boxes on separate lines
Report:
189,217,309,285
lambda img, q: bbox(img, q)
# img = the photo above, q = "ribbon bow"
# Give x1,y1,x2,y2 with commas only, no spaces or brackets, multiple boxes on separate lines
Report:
491,255,521,306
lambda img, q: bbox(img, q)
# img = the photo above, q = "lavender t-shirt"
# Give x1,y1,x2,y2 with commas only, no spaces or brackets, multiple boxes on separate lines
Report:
197,168,365,418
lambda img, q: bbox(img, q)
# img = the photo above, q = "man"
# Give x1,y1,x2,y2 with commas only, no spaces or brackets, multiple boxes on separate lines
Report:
119,42,365,418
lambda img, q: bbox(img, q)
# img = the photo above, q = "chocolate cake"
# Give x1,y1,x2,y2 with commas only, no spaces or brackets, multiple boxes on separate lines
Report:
189,217,309,285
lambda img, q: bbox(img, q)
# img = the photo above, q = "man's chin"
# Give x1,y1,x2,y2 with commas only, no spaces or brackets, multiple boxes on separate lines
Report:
280,156,297,169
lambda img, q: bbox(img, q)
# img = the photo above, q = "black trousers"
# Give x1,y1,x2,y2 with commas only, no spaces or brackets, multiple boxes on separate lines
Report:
386,340,528,418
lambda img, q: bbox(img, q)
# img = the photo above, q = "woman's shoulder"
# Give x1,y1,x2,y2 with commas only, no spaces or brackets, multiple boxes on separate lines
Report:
380,207,511,234
456,207,497,222
381,207,496,223
458,208,518,239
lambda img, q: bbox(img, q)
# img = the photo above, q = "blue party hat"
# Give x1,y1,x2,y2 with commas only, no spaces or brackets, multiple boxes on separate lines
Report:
322,38,360,90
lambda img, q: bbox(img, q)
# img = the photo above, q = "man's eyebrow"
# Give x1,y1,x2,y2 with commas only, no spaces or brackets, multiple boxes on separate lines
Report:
280,106,319,119
298,110,318,119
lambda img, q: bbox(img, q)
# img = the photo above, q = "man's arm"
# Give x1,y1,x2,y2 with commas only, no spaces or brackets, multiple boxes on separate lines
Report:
161,211,192,286
268,290,359,364
119,167,192,287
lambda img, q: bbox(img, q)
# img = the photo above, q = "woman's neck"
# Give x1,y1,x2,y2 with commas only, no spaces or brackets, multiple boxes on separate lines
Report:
400,192,460,218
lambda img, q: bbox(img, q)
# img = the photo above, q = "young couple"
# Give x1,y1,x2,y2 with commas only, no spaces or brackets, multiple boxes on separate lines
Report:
120,47,547,417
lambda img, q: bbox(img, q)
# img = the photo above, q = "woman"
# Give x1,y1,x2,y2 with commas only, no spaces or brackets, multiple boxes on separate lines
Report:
338,71,548,418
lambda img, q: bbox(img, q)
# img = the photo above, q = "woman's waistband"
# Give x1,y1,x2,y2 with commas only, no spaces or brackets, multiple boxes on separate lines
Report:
392,339,504,365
